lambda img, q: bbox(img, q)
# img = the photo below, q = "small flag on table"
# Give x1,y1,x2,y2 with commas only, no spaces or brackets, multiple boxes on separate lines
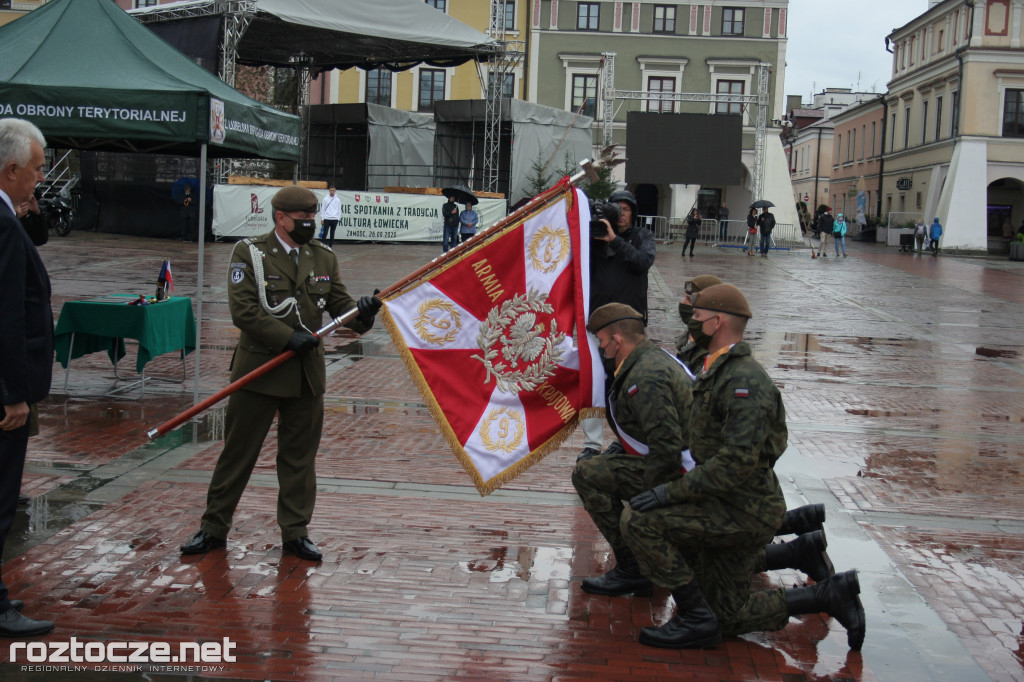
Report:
158,259,174,293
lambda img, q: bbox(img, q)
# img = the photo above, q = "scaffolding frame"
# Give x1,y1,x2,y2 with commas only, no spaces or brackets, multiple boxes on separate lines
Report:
600,56,772,202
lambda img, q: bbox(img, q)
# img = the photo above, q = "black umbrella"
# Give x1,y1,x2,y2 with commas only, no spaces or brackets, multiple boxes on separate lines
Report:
749,199,775,209
442,185,478,205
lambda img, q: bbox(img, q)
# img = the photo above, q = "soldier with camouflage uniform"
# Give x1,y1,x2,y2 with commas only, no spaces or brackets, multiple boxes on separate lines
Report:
675,274,722,374
623,284,865,651
573,303,694,597
180,185,382,562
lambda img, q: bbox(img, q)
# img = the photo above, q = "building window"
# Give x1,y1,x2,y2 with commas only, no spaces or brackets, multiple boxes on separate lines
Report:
135,0,158,6
365,68,392,106
418,69,445,112
489,72,516,99
572,74,598,117
577,2,599,30
1003,89,1024,137
951,90,959,135
653,5,676,33
936,29,944,52
903,107,911,148
647,77,676,113
847,129,853,162
890,112,897,151
871,121,876,155
935,96,943,139
921,100,929,143
424,0,446,10
722,7,744,35
502,0,516,30
835,134,841,166
715,80,744,115
860,124,866,159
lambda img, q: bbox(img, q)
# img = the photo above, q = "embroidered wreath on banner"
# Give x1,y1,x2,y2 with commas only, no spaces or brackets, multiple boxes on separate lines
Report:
472,290,566,394
479,407,526,454
413,298,462,346
527,225,570,274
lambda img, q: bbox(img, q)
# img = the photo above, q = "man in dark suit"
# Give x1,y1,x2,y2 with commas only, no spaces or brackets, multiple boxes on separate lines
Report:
0,118,56,637
180,185,382,562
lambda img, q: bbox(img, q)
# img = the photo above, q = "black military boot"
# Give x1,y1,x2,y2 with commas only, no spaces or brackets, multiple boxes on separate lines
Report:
777,503,826,536
764,530,834,582
785,569,866,651
581,547,653,596
638,582,723,649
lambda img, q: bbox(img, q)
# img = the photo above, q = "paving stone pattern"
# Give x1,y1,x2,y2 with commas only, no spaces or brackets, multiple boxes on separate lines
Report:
3,231,1023,681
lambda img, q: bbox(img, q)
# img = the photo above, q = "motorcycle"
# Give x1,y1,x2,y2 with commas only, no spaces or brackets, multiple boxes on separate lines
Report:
38,191,74,237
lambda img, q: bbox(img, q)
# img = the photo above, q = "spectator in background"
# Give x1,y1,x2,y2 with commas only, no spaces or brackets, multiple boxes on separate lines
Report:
929,217,943,256
441,194,460,252
717,202,729,242
458,200,478,243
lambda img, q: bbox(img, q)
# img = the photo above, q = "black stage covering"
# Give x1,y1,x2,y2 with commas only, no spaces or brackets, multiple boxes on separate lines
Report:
626,112,743,186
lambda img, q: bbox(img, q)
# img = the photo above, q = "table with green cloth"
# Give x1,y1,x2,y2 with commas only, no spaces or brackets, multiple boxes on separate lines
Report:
55,295,196,374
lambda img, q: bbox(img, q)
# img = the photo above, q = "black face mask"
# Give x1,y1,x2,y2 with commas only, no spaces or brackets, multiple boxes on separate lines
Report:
289,218,317,245
678,303,694,325
686,316,715,350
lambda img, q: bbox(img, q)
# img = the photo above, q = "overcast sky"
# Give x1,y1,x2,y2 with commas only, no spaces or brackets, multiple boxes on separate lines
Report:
784,0,929,103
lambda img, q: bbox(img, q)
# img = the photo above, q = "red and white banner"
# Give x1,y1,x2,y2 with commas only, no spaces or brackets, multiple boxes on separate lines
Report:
380,184,603,494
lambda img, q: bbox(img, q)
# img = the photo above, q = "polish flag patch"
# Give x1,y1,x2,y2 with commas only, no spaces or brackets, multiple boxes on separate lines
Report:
627,384,639,396
734,388,749,398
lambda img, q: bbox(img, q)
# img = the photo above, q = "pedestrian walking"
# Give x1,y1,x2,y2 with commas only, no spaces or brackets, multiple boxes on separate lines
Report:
929,217,943,256
746,208,757,256
833,213,848,257
682,208,700,257
818,208,833,258
914,220,926,253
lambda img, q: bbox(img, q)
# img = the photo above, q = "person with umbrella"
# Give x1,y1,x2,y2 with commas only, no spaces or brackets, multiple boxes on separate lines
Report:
751,200,775,257
441,192,460,252
442,185,477,248
176,180,198,242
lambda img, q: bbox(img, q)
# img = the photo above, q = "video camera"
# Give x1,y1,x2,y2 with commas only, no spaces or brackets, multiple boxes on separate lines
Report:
589,199,621,239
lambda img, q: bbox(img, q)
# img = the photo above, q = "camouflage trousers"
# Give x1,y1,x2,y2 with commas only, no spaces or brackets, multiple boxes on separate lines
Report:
621,499,789,636
572,448,651,551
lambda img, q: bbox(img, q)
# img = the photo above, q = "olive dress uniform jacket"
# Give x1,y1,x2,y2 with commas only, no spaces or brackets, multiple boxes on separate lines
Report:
606,339,693,489
227,231,369,397
662,341,786,530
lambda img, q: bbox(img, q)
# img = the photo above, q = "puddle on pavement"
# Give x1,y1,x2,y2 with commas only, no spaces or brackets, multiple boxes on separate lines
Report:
3,495,103,562
458,545,573,584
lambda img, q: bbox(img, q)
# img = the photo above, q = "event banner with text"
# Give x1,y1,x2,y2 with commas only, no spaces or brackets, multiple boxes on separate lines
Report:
213,185,506,242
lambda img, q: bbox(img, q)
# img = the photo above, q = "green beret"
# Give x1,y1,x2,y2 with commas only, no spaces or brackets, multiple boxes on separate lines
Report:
692,283,752,319
271,185,319,213
685,274,722,295
587,302,644,334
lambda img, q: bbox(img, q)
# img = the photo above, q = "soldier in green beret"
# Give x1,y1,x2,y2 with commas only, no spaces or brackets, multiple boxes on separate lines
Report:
180,185,382,562
573,303,694,597
622,284,866,651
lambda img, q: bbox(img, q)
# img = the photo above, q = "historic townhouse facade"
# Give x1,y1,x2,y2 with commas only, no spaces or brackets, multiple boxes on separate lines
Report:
828,96,885,227
527,1,792,221
884,0,1024,253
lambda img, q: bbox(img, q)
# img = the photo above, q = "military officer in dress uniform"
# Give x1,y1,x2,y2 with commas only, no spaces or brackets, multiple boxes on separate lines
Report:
622,284,865,651
181,185,381,561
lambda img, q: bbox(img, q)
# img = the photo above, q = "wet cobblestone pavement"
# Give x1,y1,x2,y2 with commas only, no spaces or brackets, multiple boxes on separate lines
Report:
3,231,1024,680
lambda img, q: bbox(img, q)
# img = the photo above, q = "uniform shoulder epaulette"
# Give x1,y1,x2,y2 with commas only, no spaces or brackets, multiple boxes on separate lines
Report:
313,240,334,252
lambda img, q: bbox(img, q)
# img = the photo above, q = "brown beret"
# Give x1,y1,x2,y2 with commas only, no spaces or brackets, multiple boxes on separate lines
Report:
692,283,752,319
686,274,722,294
587,302,644,334
271,185,319,213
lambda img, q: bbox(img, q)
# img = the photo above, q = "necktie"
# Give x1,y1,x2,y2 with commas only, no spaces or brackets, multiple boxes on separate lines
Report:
291,249,299,269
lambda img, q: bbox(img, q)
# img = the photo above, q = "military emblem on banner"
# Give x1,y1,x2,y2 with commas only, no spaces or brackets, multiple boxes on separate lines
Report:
379,186,601,494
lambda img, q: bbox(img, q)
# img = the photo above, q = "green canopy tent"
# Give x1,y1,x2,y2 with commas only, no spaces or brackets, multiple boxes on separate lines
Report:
0,0,301,406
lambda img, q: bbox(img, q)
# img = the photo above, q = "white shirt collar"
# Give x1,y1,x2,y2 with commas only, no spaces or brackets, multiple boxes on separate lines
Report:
0,188,15,216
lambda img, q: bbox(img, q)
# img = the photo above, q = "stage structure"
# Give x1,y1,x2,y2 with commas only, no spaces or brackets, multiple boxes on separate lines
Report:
131,0,501,182
306,103,435,191
433,100,594,207
600,52,772,203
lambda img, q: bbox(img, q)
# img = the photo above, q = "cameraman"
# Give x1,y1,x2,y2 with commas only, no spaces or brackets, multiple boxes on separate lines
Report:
579,189,657,460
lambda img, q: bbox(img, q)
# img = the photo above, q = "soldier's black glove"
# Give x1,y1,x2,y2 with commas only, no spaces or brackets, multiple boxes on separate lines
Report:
285,329,318,354
357,289,383,318
629,484,670,512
